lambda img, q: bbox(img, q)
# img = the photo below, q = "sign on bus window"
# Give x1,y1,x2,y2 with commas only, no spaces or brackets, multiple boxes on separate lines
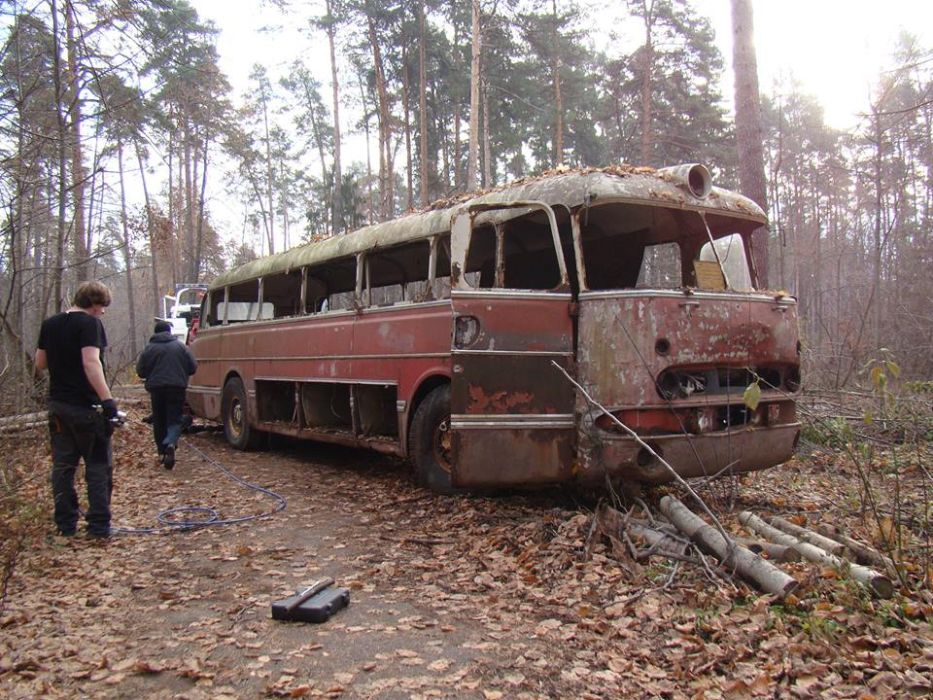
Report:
699,234,753,291
218,301,274,322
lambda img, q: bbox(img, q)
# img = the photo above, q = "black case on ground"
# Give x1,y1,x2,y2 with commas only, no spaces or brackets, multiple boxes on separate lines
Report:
271,586,350,623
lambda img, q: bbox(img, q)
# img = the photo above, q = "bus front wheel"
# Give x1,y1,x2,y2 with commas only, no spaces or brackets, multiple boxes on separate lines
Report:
222,377,261,450
409,385,457,494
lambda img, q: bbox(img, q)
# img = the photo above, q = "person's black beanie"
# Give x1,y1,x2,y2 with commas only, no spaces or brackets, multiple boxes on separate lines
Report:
154,320,172,334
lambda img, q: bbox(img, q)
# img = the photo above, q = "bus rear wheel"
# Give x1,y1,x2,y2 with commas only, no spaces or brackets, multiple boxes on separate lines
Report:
222,377,261,450
409,385,457,494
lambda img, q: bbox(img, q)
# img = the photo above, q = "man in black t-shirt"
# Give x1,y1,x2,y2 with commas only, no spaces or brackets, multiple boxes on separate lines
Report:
36,281,118,539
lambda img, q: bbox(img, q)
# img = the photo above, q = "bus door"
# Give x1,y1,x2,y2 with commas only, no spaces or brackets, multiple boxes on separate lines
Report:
448,204,576,487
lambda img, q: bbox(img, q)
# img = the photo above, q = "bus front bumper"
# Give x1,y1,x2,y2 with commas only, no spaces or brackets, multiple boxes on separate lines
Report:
577,423,801,485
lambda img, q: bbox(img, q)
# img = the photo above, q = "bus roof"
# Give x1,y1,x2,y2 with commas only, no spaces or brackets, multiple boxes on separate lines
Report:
210,165,766,291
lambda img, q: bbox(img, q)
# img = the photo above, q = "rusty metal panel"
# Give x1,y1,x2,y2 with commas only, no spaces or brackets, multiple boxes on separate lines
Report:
450,291,575,486
451,292,573,353
574,289,800,484
577,291,799,408
451,428,574,486
450,354,573,416
576,423,800,485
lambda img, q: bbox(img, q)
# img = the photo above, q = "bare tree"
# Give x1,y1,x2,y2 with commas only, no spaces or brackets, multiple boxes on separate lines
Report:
731,0,769,286
466,0,481,191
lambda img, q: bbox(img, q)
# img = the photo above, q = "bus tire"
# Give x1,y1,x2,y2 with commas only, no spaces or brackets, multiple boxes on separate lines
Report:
222,377,261,450
409,384,457,494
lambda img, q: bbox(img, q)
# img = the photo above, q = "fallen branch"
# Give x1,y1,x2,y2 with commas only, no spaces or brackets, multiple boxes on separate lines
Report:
813,523,895,570
0,411,47,434
738,511,894,598
767,516,849,557
660,496,799,599
736,537,801,563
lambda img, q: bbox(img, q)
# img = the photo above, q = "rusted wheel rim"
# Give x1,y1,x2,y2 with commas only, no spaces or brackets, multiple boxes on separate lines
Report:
433,418,452,475
229,398,244,439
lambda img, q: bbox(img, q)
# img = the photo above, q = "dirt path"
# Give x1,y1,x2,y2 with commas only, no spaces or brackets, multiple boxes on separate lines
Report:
1,414,931,699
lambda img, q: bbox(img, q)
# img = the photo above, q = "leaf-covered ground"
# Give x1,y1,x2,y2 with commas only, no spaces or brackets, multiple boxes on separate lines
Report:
0,407,930,699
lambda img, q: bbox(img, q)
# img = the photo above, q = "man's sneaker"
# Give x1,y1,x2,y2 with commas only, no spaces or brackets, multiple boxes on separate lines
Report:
163,445,175,470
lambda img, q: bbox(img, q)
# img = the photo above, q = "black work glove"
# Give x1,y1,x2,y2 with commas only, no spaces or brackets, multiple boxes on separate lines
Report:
100,398,119,420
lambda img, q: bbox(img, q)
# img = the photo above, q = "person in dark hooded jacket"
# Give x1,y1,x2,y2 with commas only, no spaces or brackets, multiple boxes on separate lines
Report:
136,320,198,469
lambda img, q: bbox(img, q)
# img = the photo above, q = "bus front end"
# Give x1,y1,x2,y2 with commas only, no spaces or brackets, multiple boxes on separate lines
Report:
575,289,801,485
569,169,801,486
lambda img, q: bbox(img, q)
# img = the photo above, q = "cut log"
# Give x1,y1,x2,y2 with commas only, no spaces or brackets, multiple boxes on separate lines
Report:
813,523,894,570
660,496,798,599
767,516,848,556
738,512,894,598
0,412,48,434
0,411,47,426
736,537,801,563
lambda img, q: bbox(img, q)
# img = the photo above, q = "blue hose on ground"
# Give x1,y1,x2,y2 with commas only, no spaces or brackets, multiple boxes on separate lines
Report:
112,436,287,536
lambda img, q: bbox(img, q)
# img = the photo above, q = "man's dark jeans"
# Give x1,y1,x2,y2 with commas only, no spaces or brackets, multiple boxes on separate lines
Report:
149,386,187,454
48,400,113,537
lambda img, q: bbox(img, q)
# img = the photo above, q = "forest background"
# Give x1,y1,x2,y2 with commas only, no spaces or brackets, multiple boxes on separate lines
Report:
1,0,932,413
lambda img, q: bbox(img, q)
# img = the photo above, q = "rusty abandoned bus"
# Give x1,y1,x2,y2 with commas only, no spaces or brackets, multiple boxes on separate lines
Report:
187,164,801,493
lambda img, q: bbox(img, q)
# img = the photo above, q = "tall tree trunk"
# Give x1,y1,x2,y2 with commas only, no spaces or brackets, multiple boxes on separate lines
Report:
731,0,770,286
452,19,461,191
402,42,413,211
261,90,276,254
177,134,186,284
49,0,67,313
184,123,194,283
195,131,210,281
438,83,451,195
117,138,138,358
167,118,175,289
466,0,481,191
367,15,392,219
418,1,430,206
638,1,654,165
358,75,375,225
325,0,343,233
551,0,563,166
65,0,89,281
134,139,160,317
872,113,884,350
482,76,491,187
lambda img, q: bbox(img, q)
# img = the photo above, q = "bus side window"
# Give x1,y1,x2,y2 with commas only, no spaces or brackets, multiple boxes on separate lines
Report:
430,235,452,300
264,269,302,318
198,289,213,328
225,280,260,323
366,240,433,306
463,219,562,291
314,256,357,311
502,220,561,290
305,275,327,313
464,225,497,289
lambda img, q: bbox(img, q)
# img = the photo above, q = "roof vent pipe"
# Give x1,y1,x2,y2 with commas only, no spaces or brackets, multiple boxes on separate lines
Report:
657,163,712,198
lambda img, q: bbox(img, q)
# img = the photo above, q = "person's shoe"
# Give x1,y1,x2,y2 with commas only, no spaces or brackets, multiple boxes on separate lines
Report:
86,529,110,541
163,445,175,470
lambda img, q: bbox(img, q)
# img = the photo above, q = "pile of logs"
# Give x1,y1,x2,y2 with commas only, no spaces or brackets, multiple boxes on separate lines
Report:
596,496,895,599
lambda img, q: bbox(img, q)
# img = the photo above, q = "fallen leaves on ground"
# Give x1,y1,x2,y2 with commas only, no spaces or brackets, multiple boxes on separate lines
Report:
0,406,930,699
